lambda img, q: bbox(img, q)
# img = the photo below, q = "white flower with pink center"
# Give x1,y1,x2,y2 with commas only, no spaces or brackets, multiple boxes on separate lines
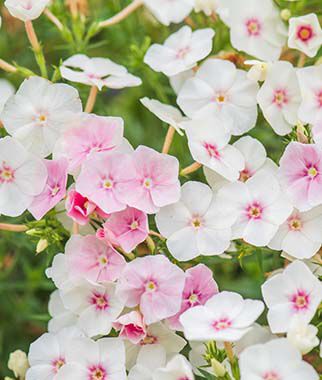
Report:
257,61,302,136
4,0,50,21
48,290,78,333
297,64,322,125
180,291,264,342
155,181,236,261
288,14,322,58
177,59,259,136
224,0,287,61
143,0,194,26
279,142,322,211
183,117,245,181
144,26,214,77
26,327,83,380
60,54,142,90
0,136,47,217
1,77,83,158
217,172,292,246
55,337,126,380
116,255,185,325
239,338,319,380
262,260,322,333
268,206,322,259
60,280,124,337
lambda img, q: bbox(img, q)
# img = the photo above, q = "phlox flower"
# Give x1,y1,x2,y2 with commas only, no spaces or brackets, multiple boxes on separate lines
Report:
48,290,77,333
5,0,50,21
224,0,287,61
0,136,47,217
28,158,68,220
183,117,245,181
116,255,185,325
0,78,14,114
103,207,149,253
261,260,322,333
156,181,235,261
216,172,293,246
153,354,194,380
239,338,319,380
60,280,124,337
297,64,322,125
286,316,319,355
128,345,166,380
60,54,141,90
1,77,82,158
56,337,126,380
268,206,322,259
167,264,218,330
244,60,272,82
143,0,193,26
288,14,322,58
118,146,181,214
140,97,186,135
169,69,194,95
257,61,302,136
279,142,322,211
26,327,83,380
177,59,259,135
180,291,264,342
114,311,147,345
65,235,126,283
194,0,219,16
54,113,124,174
46,253,69,289
144,26,214,77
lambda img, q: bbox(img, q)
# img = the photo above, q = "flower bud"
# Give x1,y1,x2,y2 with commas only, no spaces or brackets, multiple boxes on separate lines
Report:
8,350,29,379
280,9,291,21
36,238,48,254
211,358,226,377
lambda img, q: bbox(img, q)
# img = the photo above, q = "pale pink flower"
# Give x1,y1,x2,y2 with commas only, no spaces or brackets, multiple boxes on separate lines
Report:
29,158,68,220
118,146,181,214
103,207,149,253
65,189,108,225
114,311,147,344
75,152,136,214
279,142,322,211
65,235,126,283
116,255,186,325
168,264,219,330
5,0,50,21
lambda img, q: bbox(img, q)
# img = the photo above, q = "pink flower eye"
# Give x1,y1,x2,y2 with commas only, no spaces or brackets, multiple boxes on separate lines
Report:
273,89,288,108
263,371,280,380
88,365,107,380
91,291,109,310
290,290,310,311
287,217,302,231
296,25,314,42
246,202,263,220
212,318,231,331
245,18,261,36
52,357,66,373
0,163,15,184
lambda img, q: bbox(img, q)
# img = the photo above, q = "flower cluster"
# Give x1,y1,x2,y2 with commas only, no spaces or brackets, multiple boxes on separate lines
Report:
1,0,322,380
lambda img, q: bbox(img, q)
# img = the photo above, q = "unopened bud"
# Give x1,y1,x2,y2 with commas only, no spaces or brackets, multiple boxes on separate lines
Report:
36,238,48,254
211,358,226,377
8,350,29,379
281,9,291,21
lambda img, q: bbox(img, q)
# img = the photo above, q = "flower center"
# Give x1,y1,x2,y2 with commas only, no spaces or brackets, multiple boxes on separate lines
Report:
191,216,203,229
91,291,109,310
143,178,152,189
239,169,251,182
212,318,231,331
130,220,139,230
103,179,113,189
0,164,15,183
288,217,302,231
246,18,261,36
140,334,157,345
88,365,107,380
34,112,48,126
51,185,60,197
98,255,109,267
263,371,280,380
145,280,157,292
296,25,314,42
215,93,227,104
307,166,318,178
52,357,65,373
273,89,288,108
203,142,220,159
176,46,191,59
291,290,310,311
188,293,199,305
246,202,263,220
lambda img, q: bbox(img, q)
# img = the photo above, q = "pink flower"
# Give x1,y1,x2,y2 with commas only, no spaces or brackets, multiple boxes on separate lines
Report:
103,207,149,253
65,235,126,282
114,311,147,344
116,255,186,325
65,189,108,225
56,114,124,173
75,152,136,214
119,146,181,214
29,158,68,220
167,264,219,330
279,142,322,211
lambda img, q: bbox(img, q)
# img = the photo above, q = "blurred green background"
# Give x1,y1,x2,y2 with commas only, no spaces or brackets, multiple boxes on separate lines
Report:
0,0,321,377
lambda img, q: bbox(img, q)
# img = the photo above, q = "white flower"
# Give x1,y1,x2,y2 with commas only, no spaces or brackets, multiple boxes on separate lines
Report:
261,260,322,333
297,64,322,125
156,181,235,261
225,0,287,61
244,60,272,82
26,327,83,380
169,69,194,95
154,355,194,380
140,97,186,135
46,253,70,289
1,77,82,158
257,61,302,136
61,54,142,90
180,291,264,342
143,0,194,26
144,26,214,77
216,172,292,246
239,338,319,380
56,337,126,380
8,350,29,379
128,345,166,380
183,118,245,180
287,316,319,355
194,0,217,16
0,136,47,217
4,0,50,21
177,58,259,136
0,79,14,114
268,206,322,259
288,14,322,58
48,290,78,333
60,280,124,337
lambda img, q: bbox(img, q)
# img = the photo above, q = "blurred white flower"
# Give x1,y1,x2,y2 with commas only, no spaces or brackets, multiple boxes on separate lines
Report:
4,0,50,21
143,0,194,26
287,316,319,355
